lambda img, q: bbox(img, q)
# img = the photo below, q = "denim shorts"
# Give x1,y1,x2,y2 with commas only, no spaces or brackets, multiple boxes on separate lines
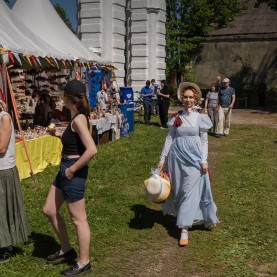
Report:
53,157,88,202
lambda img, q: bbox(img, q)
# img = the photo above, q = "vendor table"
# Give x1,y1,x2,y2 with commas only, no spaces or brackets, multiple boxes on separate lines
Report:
89,114,121,144
16,135,62,180
15,115,121,180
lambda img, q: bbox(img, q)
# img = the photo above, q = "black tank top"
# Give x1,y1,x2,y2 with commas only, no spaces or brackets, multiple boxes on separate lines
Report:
61,113,86,156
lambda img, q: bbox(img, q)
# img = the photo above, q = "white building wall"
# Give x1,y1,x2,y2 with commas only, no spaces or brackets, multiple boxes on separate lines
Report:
77,0,166,93
77,0,126,87
127,0,166,92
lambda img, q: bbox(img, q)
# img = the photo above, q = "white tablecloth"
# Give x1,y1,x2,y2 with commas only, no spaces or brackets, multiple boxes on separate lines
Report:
89,114,120,135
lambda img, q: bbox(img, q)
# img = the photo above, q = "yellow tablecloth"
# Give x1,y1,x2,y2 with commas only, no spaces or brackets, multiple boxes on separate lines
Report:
16,135,62,180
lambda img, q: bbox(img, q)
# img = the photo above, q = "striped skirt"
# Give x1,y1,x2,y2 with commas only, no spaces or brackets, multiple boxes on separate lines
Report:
0,166,29,248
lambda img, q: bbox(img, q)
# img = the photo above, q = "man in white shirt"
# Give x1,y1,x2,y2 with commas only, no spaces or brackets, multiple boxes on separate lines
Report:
97,89,108,111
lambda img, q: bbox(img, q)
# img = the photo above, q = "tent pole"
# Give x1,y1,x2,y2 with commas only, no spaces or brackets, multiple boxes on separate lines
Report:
5,65,38,189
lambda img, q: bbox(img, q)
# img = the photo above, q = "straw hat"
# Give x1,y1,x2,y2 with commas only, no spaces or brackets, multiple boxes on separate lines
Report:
177,82,202,102
144,174,171,204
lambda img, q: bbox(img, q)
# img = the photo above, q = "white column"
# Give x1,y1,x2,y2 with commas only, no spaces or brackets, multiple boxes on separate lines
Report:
77,0,126,87
101,1,113,61
129,0,166,92
147,8,159,81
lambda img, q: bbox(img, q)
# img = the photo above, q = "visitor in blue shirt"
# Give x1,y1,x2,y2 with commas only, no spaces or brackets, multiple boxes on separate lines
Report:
140,80,154,125
216,78,236,137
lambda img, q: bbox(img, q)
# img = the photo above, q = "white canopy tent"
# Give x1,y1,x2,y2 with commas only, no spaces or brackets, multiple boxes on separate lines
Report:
0,0,66,59
12,0,103,63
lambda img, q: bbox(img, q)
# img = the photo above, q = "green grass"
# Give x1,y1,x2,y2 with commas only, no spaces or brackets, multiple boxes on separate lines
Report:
1,119,276,277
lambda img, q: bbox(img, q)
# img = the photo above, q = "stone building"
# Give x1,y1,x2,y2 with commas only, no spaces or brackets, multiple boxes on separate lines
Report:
192,0,277,102
76,0,166,92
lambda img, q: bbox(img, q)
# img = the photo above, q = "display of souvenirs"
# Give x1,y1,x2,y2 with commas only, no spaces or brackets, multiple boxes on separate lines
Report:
15,126,48,141
9,68,70,116
14,120,69,142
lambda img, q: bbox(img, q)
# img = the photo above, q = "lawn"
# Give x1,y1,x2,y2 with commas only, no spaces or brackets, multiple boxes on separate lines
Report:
1,118,276,277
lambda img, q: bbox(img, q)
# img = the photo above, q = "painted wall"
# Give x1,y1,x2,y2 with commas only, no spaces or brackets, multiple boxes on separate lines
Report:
192,35,277,93
77,0,166,93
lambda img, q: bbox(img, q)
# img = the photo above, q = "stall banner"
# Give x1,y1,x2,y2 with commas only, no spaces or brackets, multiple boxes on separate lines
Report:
0,64,7,104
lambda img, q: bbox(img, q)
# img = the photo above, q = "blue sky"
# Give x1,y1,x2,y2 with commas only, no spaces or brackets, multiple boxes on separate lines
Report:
7,0,77,31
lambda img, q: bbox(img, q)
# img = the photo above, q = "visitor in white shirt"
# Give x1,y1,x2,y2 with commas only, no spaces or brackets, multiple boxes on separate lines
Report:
97,89,108,111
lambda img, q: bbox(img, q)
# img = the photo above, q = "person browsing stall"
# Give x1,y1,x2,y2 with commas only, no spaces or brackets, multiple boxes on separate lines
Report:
34,93,53,127
43,80,97,276
140,80,154,125
0,100,29,263
157,82,219,247
96,87,108,111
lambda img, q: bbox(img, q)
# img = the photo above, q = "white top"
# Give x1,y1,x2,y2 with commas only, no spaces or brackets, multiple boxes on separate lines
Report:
159,110,212,164
0,111,16,170
97,90,108,110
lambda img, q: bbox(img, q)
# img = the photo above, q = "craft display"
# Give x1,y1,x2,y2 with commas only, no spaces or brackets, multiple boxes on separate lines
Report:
14,120,69,142
7,65,122,151
15,126,48,141
10,68,69,115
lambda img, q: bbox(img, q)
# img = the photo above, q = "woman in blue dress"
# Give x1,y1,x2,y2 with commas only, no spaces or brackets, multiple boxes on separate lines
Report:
157,82,219,246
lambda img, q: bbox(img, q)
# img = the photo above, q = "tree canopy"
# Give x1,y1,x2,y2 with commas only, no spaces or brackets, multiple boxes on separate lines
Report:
54,3,75,33
165,0,245,86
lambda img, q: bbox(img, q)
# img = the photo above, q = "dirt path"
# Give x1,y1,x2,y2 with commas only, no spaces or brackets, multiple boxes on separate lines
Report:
168,107,277,128
231,109,277,128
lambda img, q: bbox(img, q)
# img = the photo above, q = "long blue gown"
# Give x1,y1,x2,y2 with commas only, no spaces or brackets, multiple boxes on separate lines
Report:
160,110,219,228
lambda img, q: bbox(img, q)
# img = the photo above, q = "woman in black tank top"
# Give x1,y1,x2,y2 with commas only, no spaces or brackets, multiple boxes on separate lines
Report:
43,80,97,276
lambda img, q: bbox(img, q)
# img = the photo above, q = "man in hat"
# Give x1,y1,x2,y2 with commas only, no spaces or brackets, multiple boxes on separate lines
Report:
216,78,236,137
140,80,154,125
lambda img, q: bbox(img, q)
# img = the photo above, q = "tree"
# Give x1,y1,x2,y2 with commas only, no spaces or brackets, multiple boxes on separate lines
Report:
165,0,245,87
54,3,75,33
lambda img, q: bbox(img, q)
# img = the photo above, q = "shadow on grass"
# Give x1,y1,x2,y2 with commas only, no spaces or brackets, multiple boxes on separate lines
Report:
128,204,179,240
129,204,212,241
29,232,60,258
4,245,24,255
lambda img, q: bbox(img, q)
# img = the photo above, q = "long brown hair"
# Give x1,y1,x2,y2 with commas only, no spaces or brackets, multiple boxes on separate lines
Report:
66,94,90,118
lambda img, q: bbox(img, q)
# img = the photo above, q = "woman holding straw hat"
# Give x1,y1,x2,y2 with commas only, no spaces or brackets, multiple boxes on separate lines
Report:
157,82,219,246
0,100,29,263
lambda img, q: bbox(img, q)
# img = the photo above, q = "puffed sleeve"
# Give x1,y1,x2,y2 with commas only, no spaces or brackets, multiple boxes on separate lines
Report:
199,114,212,164
166,116,176,128
199,114,213,132
159,117,176,164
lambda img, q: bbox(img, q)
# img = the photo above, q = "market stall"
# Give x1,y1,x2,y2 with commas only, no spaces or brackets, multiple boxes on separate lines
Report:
89,113,121,144
1,0,130,182
0,1,96,182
